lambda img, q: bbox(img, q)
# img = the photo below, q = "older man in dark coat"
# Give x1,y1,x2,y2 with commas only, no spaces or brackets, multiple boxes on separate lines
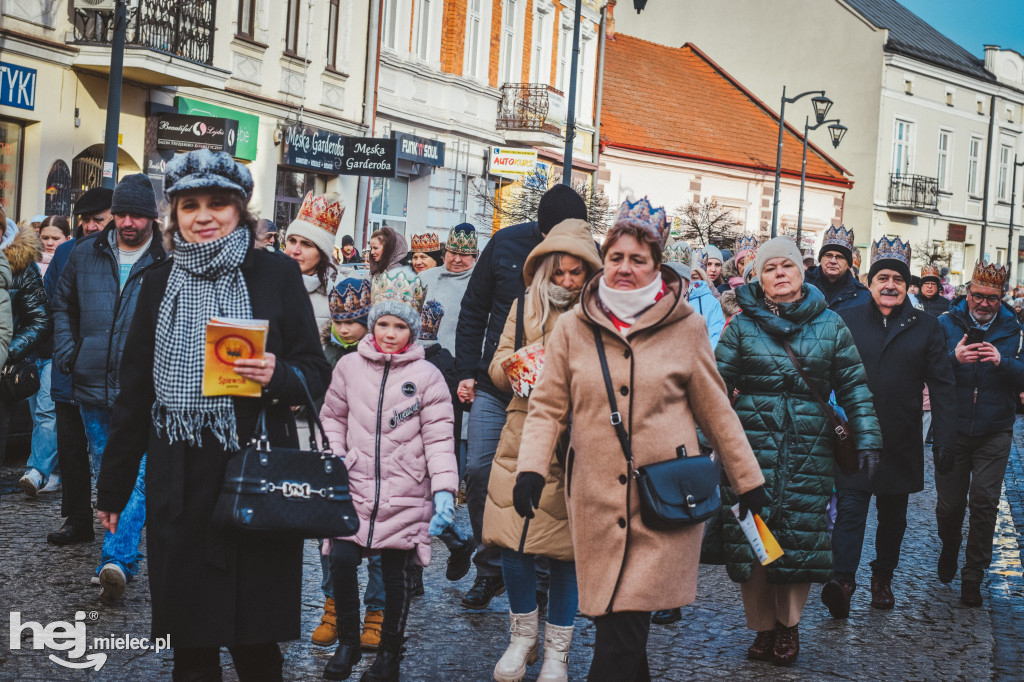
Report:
822,236,956,619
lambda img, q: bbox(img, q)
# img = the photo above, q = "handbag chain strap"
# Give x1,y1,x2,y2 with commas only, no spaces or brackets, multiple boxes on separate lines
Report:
591,326,638,477
780,339,834,420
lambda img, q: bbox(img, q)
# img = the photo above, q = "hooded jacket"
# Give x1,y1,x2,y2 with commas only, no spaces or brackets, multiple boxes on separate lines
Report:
688,280,726,349
320,336,459,566
3,224,51,363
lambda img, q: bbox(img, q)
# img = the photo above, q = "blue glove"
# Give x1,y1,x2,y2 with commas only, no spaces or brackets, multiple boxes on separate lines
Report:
429,491,455,536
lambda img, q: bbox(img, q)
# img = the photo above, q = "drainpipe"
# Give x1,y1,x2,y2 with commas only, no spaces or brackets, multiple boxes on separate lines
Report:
592,2,608,176
355,0,382,248
979,93,997,259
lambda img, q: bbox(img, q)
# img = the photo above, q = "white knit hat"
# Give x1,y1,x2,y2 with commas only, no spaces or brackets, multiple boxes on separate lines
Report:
753,237,803,282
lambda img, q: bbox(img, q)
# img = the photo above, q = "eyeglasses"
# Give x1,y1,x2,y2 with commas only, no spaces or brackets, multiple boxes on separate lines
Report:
821,253,844,262
969,293,1001,305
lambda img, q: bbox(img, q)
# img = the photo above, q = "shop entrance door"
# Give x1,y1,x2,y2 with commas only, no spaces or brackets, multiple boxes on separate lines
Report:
368,176,408,236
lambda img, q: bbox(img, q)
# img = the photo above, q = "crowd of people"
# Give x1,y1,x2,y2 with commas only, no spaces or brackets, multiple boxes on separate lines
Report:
3,147,1022,682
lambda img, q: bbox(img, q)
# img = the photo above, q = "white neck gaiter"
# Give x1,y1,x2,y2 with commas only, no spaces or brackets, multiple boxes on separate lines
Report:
598,272,664,332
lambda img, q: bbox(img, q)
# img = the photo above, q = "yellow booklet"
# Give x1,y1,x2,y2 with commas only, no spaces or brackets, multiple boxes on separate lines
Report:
202,318,270,398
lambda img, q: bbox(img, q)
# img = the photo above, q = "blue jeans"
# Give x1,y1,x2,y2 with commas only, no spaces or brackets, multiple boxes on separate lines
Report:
319,540,384,610
26,359,59,478
81,404,146,581
500,549,578,626
466,391,510,576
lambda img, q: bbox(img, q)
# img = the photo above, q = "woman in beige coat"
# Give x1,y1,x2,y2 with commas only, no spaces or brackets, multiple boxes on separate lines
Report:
515,198,767,681
482,219,601,682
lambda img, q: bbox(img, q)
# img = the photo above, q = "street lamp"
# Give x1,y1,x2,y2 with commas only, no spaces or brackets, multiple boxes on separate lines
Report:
1007,155,1024,284
796,117,846,246
771,87,833,237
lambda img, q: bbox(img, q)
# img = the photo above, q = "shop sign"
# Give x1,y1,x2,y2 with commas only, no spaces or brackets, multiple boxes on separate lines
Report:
393,132,444,167
489,147,537,177
176,97,259,161
0,62,36,111
340,137,396,177
947,223,966,242
156,114,238,154
146,149,175,177
282,127,397,177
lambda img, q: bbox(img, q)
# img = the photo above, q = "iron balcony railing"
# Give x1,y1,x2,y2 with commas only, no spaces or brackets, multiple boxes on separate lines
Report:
72,0,217,67
497,83,564,135
888,173,939,211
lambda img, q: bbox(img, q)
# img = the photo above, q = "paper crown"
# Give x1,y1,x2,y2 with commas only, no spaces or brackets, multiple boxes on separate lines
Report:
822,225,855,252
921,264,941,281
411,233,440,253
615,196,669,247
295,191,343,236
735,234,760,255
329,278,372,322
419,300,444,340
870,235,911,267
371,270,426,313
446,226,478,255
972,261,1008,290
663,241,692,265
500,343,547,399
852,247,862,270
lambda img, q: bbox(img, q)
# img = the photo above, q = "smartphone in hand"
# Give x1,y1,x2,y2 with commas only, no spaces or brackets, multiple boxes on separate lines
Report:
966,327,986,346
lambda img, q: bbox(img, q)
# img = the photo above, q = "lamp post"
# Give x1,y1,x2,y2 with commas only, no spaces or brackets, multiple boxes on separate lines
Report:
1007,155,1024,284
796,117,847,247
561,0,583,185
771,87,833,237
101,0,128,189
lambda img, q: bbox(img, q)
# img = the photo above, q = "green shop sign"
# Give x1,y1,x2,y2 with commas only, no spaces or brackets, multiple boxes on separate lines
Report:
175,96,259,161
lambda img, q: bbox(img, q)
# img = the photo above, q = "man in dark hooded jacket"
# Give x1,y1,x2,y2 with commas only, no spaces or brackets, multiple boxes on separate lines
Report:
805,225,870,312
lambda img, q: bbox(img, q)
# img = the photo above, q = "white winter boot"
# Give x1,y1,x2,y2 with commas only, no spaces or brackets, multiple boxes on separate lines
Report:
492,608,539,682
537,623,573,681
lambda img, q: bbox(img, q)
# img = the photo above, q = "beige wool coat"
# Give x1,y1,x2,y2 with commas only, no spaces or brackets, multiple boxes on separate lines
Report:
518,266,765,616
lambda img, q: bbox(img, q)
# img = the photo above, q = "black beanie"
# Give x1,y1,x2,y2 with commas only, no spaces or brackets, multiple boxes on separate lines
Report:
537,184,587,234
111,174,158,219
868,258,911,284
818,243,853,267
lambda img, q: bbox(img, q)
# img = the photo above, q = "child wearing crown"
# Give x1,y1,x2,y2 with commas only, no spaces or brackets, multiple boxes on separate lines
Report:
319,270,459,681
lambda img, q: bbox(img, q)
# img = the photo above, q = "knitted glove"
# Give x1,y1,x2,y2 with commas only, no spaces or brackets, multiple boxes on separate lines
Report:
512,472,545,519
429,491,455,536
737,485,771,521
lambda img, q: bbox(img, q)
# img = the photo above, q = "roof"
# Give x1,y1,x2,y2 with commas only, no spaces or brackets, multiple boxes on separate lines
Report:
843,0,993,81
600,34,851,186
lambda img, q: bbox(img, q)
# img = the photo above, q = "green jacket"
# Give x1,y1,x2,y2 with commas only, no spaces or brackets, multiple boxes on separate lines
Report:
714,283,881,584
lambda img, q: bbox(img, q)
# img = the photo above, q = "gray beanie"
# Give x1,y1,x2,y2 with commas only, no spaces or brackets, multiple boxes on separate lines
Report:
367,271,424,342
702,244,723,264
753,237,803,282
667,262,691,281
111,174,158,219
368,300,422,341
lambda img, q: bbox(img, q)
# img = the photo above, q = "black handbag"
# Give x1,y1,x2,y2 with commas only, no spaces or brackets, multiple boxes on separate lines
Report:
212,367,360,539
591,327,721,530
0,359,40,403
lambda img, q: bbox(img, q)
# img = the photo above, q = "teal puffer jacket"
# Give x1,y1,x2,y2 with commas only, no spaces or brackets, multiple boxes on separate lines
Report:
714,283,881,584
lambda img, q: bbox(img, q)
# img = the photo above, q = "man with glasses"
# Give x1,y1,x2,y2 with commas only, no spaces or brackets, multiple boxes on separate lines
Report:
805,225,870,311
936,261,1024,607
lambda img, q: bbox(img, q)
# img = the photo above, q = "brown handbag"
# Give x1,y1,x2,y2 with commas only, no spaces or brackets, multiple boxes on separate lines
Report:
781,339,859,475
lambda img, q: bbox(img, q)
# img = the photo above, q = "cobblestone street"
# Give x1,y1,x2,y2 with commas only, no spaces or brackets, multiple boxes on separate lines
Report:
1,427,1023,681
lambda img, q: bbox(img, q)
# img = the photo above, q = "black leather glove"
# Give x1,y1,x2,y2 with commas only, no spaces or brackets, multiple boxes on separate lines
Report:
512,472,545,519
857,449,880,480
737,486,771,521
933,447,954,476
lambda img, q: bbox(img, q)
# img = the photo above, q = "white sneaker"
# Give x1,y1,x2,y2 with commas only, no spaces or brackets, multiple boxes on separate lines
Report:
19,469,44,497
91,576,100,585
99,564,126,605
39,475,62,494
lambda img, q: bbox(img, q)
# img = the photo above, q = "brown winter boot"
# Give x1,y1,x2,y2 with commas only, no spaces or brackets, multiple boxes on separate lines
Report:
360,609,384,650
312,598,337,646
870,575,895,610
771,622,799,666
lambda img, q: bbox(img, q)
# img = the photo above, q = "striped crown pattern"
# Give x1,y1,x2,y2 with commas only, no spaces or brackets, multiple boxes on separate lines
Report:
972,261,1008,290
329,278,372,322
663,241,692,265
870,235,911,267
411,233,440,253
419,300,444,340
446,229,478,255
822,225,855,251
615,196,669,247
371,270,426,313
296,191,343,235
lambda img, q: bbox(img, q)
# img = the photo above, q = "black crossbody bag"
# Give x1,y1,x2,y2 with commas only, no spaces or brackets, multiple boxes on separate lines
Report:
212,367,360,539
591,327,720,530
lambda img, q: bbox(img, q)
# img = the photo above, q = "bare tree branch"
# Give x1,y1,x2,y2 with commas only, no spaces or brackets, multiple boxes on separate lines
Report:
472,170,615,235
673,199,742,248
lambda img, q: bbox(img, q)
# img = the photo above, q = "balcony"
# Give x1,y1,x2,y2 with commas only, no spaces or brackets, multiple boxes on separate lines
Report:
71,0,229,88
887,173,939,213
497,83,566,146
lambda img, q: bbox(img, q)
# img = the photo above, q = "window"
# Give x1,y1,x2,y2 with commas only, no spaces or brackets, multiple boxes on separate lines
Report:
945,89,955,106
237,0,256,39
891,119,914,176
530,11,549,83
575,38,588,118
937,130,952,191
465,0,482,78
499,0,518,84
556,25,569,92
998,144,1013,201
967,136,983,196
382,0,398,50
274,169,319,227
414,0,431,61
369,176,409,236
284,0,300,54
326,0,340,67
0,119,24,219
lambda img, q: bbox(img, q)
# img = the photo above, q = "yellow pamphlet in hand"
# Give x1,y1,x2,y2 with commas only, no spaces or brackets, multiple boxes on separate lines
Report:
202,318,270,398
731,504,785,565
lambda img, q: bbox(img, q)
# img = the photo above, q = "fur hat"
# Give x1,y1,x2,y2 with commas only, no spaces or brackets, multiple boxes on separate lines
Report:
868,235,911,283
288,192,344,262
753,236,803,282
164,149,253,201
369,270,426,339
111,174,157,219
329,278,371,324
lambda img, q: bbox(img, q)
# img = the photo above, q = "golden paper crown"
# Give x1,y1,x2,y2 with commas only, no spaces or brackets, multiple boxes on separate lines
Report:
295,191,343,235
971,261,1008,290
371,270,426,313
920,264,941,281
411,233,440,253
446,226,478,255
852,247,862,270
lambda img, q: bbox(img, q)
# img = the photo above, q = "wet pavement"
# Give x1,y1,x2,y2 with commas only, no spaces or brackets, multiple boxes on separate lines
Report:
2,424,1024,680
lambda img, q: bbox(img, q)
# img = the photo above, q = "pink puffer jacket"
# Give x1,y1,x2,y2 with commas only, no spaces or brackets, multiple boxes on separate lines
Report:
319,336,459,566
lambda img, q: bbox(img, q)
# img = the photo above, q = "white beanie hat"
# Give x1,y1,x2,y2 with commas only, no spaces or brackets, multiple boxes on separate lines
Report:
753,237,804,283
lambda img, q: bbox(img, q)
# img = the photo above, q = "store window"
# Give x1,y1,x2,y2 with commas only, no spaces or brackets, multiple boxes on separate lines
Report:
0,119,24,219
274,168,321,227
369,176,408,236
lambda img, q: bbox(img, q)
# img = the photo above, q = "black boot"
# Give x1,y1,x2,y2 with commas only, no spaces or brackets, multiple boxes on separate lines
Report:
47,519,95,545
409,564,424,597
360,631,402,682
324,640,361,680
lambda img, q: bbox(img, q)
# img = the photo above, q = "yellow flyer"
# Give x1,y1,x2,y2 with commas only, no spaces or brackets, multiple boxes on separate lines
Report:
202,318,269,398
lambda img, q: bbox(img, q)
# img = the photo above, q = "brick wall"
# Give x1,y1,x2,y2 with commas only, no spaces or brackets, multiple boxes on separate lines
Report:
489,0,503,87
550,3,561,87
519,0,533,82
440,0,467,75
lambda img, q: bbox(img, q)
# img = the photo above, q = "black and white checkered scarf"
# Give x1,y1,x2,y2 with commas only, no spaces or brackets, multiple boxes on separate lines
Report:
152,227,252,451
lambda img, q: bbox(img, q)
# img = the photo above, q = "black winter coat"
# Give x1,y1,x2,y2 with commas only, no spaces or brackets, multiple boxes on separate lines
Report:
3,226,51,364
455,221,542,399
51,223,166,407
837,301,956,494
96,245,331,648
918,292,951,317
805,266,870,312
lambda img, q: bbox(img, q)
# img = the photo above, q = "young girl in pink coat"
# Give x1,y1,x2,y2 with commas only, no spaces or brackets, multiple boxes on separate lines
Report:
319,270,459,682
